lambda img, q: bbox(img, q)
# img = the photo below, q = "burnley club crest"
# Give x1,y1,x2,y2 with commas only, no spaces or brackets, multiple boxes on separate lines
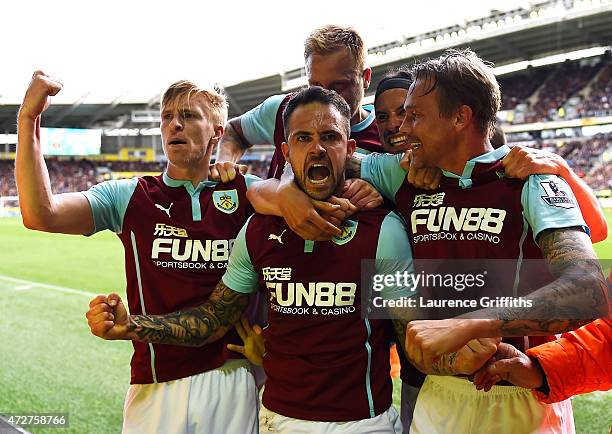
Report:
213,190,239,214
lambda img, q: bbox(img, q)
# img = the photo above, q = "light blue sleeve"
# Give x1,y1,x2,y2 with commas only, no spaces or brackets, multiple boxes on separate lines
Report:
239,94,286,145
222,215,259,293
360,153,407,205
375,211,416,300
244,173,262,188
521,174,589,241
82,178,138,234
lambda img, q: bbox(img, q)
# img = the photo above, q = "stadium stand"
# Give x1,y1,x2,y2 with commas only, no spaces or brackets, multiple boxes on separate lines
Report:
581,64,612,117
499,67,551,111
503,56,611,123
0,0,610,206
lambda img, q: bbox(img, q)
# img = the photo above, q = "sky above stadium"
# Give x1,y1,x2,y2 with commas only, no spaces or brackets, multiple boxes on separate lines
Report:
1,0,529,105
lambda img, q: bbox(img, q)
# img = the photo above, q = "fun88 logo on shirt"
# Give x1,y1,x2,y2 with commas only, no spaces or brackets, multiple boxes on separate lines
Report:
263,267,357,315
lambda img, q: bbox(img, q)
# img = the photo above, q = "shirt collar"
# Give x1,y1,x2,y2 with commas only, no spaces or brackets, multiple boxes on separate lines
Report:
162,172,218,193
440,145,510,189
351,104,375,133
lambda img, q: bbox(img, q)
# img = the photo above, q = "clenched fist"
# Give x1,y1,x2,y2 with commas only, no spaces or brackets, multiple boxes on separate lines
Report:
19,71,63,121
85,293,130,340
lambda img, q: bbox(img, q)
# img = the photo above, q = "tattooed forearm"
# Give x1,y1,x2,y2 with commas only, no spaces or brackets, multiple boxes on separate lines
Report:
487,228,608,336
345,155,362,179
126,282,249,346
430,352,459,375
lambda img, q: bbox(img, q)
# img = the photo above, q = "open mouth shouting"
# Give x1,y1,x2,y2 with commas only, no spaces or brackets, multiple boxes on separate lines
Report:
307,163,331,185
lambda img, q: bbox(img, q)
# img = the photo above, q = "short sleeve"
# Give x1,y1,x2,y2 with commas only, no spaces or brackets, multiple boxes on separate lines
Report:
521,174,589,241
244,173,262,188
239,94,286,145
360,153,406,205
222,216,259,293
82,177,139,234
375,212,416,300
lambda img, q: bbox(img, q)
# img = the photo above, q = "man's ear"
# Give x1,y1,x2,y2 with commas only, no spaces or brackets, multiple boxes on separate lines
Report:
362,68,372,90
346,138,357,158
211,124,224,142
454,105,473,131
281,141,290,163
209,124,224,151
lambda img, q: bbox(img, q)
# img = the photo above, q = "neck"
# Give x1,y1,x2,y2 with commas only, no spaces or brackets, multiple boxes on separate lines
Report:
166,161,210,187
350,106,368,126
439,134,493,175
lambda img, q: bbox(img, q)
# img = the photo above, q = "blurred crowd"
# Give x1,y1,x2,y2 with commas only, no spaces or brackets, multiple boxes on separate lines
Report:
243,159,269,179
0,158,102,197
1,134,609,197
500,57,612,123
0,157,271,197
521,134,610,191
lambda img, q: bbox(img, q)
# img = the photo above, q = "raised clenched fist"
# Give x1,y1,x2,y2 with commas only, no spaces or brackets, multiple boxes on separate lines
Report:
19,70,63,120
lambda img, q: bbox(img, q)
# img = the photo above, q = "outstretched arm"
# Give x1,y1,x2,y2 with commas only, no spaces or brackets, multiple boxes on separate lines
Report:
473,318,612,401
16,71,94,234
86,281,250,347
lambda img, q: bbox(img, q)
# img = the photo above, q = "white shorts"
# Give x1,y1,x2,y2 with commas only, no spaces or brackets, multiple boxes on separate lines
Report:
410,375,574,434
259,403,402,434
122,360,258,434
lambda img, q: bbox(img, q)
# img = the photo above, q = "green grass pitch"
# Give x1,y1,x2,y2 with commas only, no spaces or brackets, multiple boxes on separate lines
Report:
0,211,610,433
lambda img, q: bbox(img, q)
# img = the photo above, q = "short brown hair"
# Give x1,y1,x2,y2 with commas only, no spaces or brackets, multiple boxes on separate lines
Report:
282,86,351,141
410,49,500,137
161,80,228,126
304,25,366,71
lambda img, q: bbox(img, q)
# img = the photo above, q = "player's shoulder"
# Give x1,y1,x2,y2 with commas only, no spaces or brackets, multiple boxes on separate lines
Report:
263,93,291,112
363,151,403,166
210,173,253,193
523,173,576,207
523,173,572,195
240,214,287,254
352,207,401,228
88,176,140,195
525,173,565,183
248,213,285,230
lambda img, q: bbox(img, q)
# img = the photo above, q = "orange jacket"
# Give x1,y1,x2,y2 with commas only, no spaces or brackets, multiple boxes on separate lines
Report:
526,317,612,404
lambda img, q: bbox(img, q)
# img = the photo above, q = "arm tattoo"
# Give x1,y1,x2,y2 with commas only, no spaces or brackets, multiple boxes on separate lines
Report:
345,156,362,179
430,352,459,375
494,227,608,336
217,120,250,162
127,281,249,346
391,313,464,376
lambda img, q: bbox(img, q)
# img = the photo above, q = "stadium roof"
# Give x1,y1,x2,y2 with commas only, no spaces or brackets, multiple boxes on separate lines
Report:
1,0,610,132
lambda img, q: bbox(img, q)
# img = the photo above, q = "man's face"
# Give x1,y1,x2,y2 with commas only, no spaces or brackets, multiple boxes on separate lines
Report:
306,48,370,123
282,102,356,200
375,87,412,153
160,94,218,170
400,79,456,169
